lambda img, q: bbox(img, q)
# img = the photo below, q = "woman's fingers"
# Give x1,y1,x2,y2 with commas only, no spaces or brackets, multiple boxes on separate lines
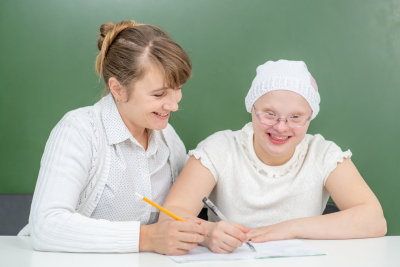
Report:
176,231,206,243
175,220,208,237
147,219,208,255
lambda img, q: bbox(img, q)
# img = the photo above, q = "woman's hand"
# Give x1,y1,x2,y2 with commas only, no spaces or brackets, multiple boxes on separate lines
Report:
201,220,250,253
247,220,297,243
140,218,208,255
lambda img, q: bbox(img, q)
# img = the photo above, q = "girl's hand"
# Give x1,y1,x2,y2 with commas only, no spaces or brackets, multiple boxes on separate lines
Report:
247,220,297,243
201,220,250,253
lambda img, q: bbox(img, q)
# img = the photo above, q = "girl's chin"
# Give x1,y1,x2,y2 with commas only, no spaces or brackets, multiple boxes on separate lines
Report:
264,138,294,157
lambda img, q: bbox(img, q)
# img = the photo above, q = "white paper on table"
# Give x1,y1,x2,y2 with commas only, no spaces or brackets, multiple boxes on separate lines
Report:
169,239,325,263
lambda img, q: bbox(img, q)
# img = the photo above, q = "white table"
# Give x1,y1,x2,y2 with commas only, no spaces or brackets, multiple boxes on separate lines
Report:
1,236,399,267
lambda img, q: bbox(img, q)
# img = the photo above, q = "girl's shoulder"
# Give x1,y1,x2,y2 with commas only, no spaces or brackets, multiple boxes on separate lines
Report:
304,133,344,154
303,133,352,174
196,128,237,150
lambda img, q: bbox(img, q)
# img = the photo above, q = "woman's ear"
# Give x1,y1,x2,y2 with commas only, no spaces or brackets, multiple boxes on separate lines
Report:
108,77,124,102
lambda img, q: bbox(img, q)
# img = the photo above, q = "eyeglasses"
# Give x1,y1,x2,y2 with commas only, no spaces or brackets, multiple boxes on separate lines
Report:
253,105,312,128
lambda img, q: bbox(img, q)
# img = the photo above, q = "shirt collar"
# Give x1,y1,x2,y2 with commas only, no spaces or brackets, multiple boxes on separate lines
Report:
240,122,307,177
101,94,161,155
145,129,159,157
101,94,132,145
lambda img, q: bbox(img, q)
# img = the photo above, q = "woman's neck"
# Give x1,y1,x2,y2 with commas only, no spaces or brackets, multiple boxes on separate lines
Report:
120,116,149,150
132,128,149,150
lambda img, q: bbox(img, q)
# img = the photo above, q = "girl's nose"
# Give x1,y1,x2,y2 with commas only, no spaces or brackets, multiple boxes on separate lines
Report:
273,119,290,132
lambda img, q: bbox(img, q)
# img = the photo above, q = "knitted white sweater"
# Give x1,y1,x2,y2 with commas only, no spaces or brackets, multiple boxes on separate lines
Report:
19,95,187,252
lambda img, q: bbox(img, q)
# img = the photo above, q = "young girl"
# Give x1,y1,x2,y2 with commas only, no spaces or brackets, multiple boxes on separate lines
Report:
161,59,387,253
19,20,207,255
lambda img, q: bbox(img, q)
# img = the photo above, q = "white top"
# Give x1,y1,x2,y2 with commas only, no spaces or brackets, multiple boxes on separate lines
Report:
91,96,172,224
19,94,187,253
190,122,351,228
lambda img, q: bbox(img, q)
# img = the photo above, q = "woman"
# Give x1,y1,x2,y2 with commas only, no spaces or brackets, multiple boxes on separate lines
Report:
161,59,387,253
19,20,207,255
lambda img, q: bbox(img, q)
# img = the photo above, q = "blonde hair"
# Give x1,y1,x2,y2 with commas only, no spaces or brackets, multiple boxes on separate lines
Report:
95,20,191,94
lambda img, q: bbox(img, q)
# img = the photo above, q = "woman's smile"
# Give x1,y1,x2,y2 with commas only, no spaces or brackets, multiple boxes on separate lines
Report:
153,111,170,120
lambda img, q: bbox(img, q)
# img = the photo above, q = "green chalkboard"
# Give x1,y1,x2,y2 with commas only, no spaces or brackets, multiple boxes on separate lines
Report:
1,0,399,235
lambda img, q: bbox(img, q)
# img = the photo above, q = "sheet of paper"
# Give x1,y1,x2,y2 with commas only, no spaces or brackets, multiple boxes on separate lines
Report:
169,239,325,263
253,239,325,258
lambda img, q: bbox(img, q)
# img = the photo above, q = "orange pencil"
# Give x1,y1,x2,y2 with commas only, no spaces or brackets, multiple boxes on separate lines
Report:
135,192,184,222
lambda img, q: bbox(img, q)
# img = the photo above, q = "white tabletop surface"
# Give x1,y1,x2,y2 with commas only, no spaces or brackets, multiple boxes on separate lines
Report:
1,236,399,267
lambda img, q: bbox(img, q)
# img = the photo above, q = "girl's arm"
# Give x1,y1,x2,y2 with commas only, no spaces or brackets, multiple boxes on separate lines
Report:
161,156,249,253
247,158,387,242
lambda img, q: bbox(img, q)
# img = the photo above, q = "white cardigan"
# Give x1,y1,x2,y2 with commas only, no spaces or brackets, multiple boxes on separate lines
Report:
19,95,187,252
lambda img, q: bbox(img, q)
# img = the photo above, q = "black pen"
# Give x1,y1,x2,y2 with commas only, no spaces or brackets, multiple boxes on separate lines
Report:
202,197,256,252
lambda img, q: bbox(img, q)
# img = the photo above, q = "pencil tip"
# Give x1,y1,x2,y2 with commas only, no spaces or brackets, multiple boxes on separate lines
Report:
135,192,143,199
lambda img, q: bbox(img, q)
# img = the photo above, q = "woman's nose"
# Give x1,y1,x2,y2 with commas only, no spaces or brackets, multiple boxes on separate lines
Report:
164,89,182,111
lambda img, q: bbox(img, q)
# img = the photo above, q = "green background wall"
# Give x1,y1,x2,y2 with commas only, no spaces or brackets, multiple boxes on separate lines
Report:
1,0,399,234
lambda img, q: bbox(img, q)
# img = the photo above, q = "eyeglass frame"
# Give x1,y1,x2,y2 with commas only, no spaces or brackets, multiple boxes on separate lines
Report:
252,105,312,128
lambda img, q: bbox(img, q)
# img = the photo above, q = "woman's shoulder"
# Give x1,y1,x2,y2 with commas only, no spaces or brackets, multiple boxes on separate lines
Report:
56,106,96,133
47,100,106,149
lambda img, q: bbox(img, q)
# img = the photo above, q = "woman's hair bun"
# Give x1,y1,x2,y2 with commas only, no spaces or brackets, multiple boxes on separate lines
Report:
97,22,116,51
95,20,138,77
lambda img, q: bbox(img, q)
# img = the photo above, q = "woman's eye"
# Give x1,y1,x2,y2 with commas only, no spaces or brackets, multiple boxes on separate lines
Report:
154,92,165,97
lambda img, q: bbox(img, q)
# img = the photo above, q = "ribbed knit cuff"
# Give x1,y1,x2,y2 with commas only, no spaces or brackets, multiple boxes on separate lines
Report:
115,221,141,252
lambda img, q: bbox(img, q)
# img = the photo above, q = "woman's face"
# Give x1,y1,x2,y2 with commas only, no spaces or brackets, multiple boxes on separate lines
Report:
251,90,312,166
116,64,182,134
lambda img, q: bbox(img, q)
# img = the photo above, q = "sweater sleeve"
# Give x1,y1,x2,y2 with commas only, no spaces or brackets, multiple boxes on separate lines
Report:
162,123,188,181
28,110,140,253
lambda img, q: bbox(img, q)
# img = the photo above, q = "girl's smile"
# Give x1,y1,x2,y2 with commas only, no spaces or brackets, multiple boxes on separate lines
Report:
252,90,312,166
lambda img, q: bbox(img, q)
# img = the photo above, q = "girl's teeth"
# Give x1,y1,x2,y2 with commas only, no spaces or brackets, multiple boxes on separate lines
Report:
271,135,288,140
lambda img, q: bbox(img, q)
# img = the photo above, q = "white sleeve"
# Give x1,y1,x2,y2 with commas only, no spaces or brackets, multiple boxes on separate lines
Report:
189,130,233,182
29,112,140,252
163,124,188,180
313,135,352,186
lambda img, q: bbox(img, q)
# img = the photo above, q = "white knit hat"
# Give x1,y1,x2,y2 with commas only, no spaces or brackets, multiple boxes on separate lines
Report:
245,59,320,119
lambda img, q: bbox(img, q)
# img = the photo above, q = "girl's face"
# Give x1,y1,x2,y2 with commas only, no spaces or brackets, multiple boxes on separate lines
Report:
251,90,312,166
116,64,182,135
